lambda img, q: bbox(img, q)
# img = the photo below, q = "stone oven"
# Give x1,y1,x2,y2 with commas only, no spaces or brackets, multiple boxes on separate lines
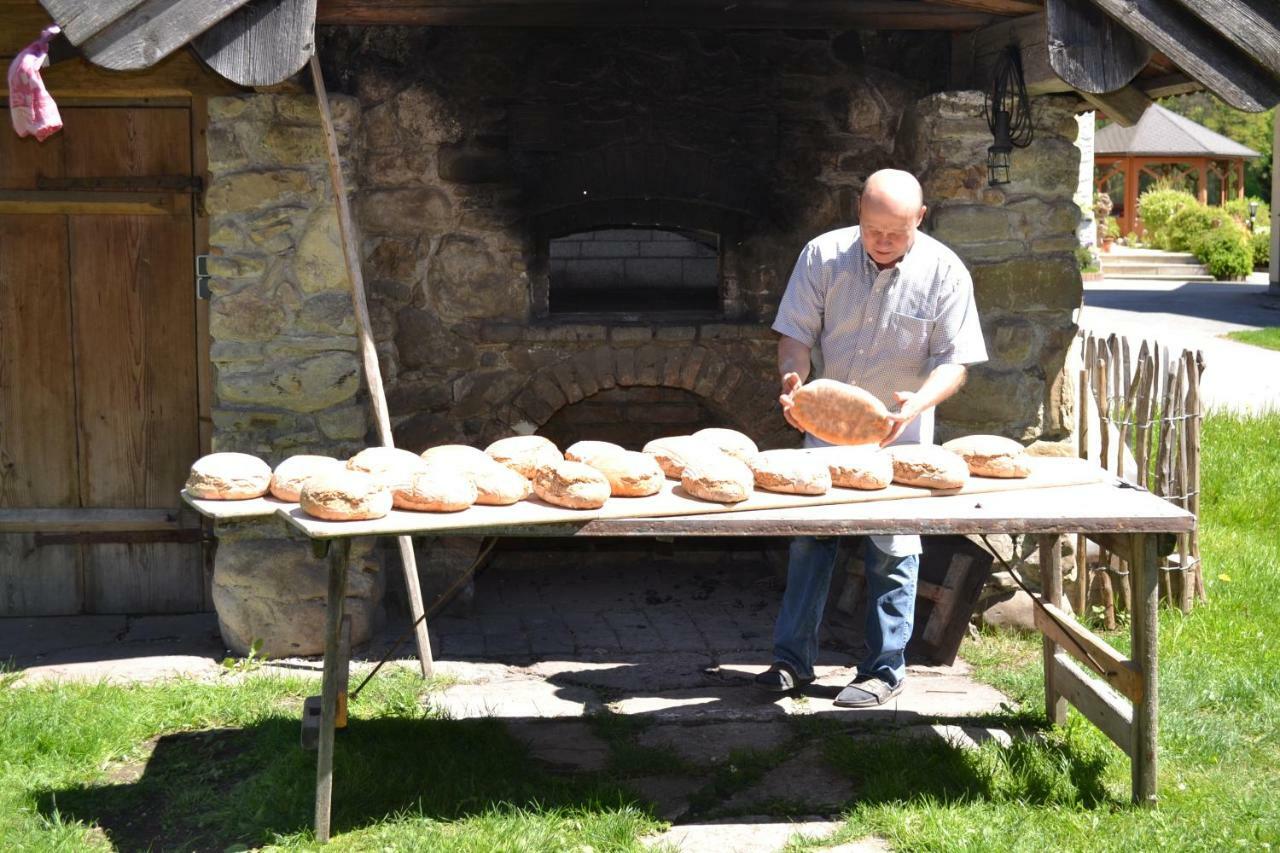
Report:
204,26,1083,654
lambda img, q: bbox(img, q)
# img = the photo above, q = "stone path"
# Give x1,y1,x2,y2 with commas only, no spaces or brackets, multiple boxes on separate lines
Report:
1,554,1018,852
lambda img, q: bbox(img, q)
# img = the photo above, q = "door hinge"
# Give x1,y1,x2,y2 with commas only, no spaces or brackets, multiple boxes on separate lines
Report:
195,254,211,300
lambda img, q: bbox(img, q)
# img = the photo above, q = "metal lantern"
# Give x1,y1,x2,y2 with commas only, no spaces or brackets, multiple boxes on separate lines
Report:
984,46,1034,186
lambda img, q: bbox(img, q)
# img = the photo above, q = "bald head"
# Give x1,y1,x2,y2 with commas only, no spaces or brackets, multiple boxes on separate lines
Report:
857,169,926,268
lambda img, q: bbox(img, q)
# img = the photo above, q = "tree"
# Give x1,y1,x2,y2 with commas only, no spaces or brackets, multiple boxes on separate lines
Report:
1159,92,1274,199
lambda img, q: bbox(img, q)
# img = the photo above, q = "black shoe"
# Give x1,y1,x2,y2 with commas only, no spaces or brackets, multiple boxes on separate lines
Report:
833,674,904,708
753,662,815,693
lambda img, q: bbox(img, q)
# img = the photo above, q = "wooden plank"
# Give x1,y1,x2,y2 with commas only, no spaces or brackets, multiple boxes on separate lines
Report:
967,12,1073,94
1052,651,1134,757
1034,595,1143,702
182,492,293,520
925,0,1041,14
1130,531,1159,805
1079,85,1153,127
1040,534,1069,724
1168,0,1280,78
314,0,995,29
0,48,240,98
314,536,350,843
84,541,205,612
78,0,252,70
0,217,79,508
1139,71,1202,99
40,0,149,45
1086,0,1280,112
1047,0,1152,94
0,534,82,615
0,507,184,532
193,0,317,87
0,190,177,215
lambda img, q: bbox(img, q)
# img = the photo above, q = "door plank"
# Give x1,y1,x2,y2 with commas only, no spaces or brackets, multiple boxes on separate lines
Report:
0,534,82,615
85,541,204,613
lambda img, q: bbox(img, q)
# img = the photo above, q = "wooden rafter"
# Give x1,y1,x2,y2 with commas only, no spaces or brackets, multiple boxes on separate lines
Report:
923,0,1043,15
1168,0,1280,77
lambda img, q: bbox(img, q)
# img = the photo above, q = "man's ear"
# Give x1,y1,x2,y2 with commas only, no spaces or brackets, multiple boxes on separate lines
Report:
917,205,927,227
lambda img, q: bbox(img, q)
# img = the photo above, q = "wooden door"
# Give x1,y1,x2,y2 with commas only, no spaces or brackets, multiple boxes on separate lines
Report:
0,106,206,615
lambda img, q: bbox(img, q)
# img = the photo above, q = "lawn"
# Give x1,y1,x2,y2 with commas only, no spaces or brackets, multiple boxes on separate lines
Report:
1226,326,1280,352
2,412,1278,851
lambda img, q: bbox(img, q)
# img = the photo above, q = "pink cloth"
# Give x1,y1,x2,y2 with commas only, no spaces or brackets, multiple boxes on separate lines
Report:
8,26,63,141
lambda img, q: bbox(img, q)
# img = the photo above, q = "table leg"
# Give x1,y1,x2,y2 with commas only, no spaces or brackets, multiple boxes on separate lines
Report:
1039,534,1068,726
1130,532,1159,806
315,537,351,842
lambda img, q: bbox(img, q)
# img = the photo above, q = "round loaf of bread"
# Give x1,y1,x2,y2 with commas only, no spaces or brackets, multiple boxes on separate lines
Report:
300,468,392,521
789,379,893,446
942,434,1032,478
888,444,970,490
486,435,563,479
533,461,611,510
589,450,665,497
806,446,893,490
750,449,832,495
421,444,492,475
393,464,478,512
565,440,626,466
270,454,343,501
347,447,427,488
692,428,759,464
681,454,755,503
643,435,714,479
471,457,533,505
185,452,272,500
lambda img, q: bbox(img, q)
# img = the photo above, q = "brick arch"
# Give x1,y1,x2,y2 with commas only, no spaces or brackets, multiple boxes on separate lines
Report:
500,344,790,447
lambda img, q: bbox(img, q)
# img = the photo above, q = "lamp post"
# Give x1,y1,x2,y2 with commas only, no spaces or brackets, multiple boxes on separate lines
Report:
1248,199,1259,232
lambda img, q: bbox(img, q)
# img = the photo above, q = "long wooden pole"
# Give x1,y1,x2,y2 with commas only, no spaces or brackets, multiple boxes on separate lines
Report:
310,55,434,678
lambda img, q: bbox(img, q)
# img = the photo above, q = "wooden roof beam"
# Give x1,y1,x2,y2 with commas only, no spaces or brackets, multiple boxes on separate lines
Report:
923,0,1043,15
1167,0,1280,78
1079,85,1153,127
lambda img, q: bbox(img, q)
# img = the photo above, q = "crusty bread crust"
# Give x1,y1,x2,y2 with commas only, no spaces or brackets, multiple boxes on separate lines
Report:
393,464,478,512
692,428,759,464
750,449,831,495
681,454,755,503
806,446,893,490
589,450,664,497
486,435,563,479
643,435,714,478
300,469,392,520
790,379,893,446
888,444,969,490
533,461,611,509
270,455,343,501
565,440,626,466
186,452,272,500
942,435,1031,478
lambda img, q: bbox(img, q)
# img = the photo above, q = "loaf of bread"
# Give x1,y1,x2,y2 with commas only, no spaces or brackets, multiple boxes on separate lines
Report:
681,454,755,503
789,379,893,446
300,468,393,521
643,435,714,479
270,455,343,501
565,440,626,466
347,447,427,488
471,457,533,505
806,446,893,490
942,434,1032,478
421,444,492,473
589,450,665,497
888,444,970,490
185,452,272,500
486,435,563,479
533,461,611,509
750,449,832,495
392,463,479,512
692,428,759,464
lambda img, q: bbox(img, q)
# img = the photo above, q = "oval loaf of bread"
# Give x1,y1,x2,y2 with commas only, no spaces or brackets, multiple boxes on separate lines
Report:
347,447,427,488
643,435,713,479
750,449,832,495
421,444,492,474
692,428,759,464
393,464,478,512
590,450,665,497
942,434,1031,478
533,461,612,509
270,454,343,502
565,440,626,466
806,446,893,490
471,458,533,505
888,444,969,490
486,435,563,479
300,469,392,521
186,452,272,500
681,454,755,503
789,379,893,446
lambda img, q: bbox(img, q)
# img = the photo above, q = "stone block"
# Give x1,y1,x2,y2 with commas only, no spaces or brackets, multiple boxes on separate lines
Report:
358,188,453,234
611,326,653,344
635,344,662,386
294,208,344,296
317,405,368,441
393,86,463,144
592,347,617,390
260,124,326,164
210,288,286,342
428,235,523,321
987,316,1041,368
438,142,512,183
929,204,1017,245
615,347,638,385
551,361,585,404
298,293,356,335
953,241,1028,264
387,379,453,413
393,410,453,451
679,347,711,389
394,308,477,371
204,169,314,215
655,325,697,342
938,366,1043,438
217,352,361,414
971,255,1082,312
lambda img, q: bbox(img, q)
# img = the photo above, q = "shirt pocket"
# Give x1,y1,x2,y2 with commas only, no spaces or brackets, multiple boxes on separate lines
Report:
887,311,935,359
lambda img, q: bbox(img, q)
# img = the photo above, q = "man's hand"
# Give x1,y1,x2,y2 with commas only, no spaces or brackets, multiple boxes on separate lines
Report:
880,390,922,446
779,371,804,431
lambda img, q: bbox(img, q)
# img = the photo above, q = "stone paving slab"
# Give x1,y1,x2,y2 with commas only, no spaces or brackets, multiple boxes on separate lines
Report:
637,721,793,766
624,774,710,822
430,679,603,719
528,653,715,693
504,719,611,771
641,817,846,852
722,744,855,814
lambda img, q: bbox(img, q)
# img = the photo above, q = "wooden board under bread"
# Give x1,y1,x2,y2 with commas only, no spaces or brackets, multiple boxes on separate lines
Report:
182,492,295,520
274,457,1109,540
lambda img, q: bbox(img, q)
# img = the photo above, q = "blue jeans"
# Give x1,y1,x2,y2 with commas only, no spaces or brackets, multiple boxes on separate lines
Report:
772,536,920,687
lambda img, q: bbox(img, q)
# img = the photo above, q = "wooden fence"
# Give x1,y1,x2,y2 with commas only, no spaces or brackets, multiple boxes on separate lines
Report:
1076,331,1206,624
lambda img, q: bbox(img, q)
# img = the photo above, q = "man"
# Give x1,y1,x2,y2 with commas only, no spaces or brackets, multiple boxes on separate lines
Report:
755,168,987,708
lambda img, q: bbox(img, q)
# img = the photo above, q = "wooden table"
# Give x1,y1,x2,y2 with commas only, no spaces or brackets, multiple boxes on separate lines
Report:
185,465,1193,840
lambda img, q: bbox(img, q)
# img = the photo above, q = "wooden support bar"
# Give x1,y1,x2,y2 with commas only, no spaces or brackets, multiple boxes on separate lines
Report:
1080,86,1154,127
1090,530,1178,564
1130,532,1160,806
315,536,351,843
1034,595,1144,703
0,507,184,534
1040,534,1068,725
0,190,176,215
1052,651,1135,757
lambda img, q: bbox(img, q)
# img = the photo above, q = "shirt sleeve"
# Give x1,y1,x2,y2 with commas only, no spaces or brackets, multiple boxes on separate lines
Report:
771,241,824,348
929,263,987,367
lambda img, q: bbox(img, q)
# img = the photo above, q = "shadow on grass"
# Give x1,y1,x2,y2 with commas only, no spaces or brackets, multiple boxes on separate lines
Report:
36,715,642,851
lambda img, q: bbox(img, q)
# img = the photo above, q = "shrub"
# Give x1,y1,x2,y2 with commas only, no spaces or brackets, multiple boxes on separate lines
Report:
1222,196,1271,230
1252,229,1271,269
1191,221,1254,280
1137,187,1198,245
1165,202,1223,252
1075,245,1099,273
1105,216,1121,239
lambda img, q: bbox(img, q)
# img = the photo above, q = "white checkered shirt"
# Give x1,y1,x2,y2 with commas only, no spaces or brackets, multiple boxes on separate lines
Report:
772,226,988,555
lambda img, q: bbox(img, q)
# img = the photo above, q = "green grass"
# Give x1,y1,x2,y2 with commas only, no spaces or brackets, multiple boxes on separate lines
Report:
1225,326,1280,351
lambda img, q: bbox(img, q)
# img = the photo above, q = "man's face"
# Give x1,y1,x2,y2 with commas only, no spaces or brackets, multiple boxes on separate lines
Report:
859,202,925,267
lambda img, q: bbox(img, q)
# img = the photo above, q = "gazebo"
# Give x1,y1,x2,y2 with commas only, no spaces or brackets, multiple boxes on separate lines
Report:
1094,103,1261,236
